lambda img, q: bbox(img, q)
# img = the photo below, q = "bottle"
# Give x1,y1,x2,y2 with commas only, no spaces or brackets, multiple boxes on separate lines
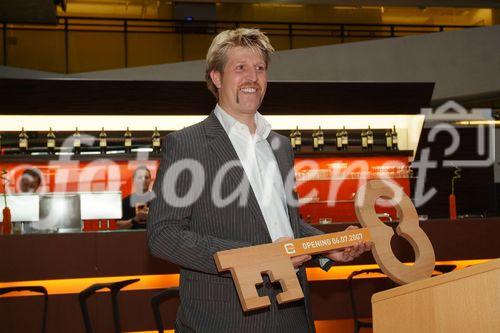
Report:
124,127,132,154
336,128,342,151
1,168,11,234
294,126,301,152
1,206,11,235
18,127,29,154
73,127,81,155
366,125,374,150
385,127,393,151
361,128,368,150
449,193,457,220
316,126,324,151
391,125,398,150
152,127,161,154
99,127,107,154
341,126,348,151
47,127,56,155
289,128,296,151
312,129,318,151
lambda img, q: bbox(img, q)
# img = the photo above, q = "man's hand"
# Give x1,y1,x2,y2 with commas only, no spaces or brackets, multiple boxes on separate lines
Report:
324,225,372,262
274,237,312,269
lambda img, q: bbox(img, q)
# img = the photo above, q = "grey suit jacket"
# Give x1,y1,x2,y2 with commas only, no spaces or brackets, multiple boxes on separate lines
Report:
147,112,330,332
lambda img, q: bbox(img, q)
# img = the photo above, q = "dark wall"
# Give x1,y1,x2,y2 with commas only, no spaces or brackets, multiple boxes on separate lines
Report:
0,79,433,115
412,126,496,218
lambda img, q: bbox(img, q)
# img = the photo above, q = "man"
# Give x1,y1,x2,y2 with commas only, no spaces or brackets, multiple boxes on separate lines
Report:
118,166,154,229
148,28,370,332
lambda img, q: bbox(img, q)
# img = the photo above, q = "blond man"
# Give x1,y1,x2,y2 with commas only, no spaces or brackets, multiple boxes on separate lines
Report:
148,28,369,332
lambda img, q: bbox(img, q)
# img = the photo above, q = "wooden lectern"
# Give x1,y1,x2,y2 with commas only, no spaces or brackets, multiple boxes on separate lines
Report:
372,258,500,333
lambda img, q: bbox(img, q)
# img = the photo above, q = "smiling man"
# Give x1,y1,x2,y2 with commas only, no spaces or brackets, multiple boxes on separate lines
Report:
208,44,267,134
148,28,370,332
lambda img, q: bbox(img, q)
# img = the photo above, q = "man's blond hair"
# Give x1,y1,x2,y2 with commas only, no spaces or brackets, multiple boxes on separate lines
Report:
205,28,275,99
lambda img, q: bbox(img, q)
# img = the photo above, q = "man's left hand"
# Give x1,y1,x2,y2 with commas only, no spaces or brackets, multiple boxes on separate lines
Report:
324,225,372,262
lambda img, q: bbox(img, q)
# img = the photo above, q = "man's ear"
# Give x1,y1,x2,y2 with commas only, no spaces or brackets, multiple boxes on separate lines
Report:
210,70,222,89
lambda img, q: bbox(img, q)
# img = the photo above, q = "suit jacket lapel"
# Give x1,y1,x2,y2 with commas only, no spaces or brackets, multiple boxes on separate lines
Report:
204,112,272,242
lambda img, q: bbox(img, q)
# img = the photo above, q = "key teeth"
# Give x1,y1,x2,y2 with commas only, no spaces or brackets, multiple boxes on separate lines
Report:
276,289,305,304
243,296,271,311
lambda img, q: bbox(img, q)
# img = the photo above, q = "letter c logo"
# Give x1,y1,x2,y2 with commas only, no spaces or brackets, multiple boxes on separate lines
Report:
284,243,296,255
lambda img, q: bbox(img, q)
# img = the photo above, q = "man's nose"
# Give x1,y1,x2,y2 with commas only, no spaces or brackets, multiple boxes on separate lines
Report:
246,67,258,82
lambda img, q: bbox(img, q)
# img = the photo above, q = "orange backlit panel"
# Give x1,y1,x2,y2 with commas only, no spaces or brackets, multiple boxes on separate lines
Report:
295,156,411,223
0,274,179,298
0,260,489,298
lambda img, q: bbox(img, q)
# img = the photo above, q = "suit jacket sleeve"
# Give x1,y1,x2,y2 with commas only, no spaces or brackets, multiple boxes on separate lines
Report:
147,133,252,275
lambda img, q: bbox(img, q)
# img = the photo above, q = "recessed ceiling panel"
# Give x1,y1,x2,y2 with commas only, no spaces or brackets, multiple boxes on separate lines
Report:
0,0,59,24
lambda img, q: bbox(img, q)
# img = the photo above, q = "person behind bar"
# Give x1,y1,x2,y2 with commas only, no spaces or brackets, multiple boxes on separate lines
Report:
16,168,43,233
19,168,42,193
148,28,371,332
118,166,154,229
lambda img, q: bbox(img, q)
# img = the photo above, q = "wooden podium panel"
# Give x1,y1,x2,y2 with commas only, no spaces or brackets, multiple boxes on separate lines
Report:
372,258,500,333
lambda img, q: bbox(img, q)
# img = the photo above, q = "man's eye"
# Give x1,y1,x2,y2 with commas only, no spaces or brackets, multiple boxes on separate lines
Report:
236,65,244,70
256,65,266,71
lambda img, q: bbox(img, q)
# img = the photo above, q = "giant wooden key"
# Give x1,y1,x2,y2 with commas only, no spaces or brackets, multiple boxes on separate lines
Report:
214,180,435,312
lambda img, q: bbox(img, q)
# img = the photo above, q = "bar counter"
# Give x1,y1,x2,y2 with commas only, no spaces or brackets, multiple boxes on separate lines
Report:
1,218,499,332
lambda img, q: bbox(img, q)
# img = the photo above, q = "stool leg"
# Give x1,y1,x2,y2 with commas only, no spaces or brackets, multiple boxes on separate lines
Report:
151,287,179,333
41,292,48,333
79,292,94,333
110,289,122,333
348,273,359,333
151,296,164,333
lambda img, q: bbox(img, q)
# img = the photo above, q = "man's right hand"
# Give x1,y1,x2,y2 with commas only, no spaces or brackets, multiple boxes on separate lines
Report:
274,237,312,269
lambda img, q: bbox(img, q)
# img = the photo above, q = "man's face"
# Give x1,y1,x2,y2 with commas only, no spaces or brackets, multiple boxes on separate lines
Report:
19,174,41,193
211,46,268,117
133,169,151,194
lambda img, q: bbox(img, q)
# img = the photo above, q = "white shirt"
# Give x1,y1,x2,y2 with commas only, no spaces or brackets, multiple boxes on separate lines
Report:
215,104,294,242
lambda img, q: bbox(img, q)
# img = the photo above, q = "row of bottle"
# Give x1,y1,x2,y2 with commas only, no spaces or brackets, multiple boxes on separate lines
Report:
1,127,162,155
289,126,398,151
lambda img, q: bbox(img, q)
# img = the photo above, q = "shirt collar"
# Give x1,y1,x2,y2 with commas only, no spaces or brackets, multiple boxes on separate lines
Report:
214,104,272,140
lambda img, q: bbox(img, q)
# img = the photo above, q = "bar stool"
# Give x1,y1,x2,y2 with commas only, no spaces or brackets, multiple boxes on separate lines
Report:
78,278,139,333
348,268,386,333
0,286,48,333
151,287,179,333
